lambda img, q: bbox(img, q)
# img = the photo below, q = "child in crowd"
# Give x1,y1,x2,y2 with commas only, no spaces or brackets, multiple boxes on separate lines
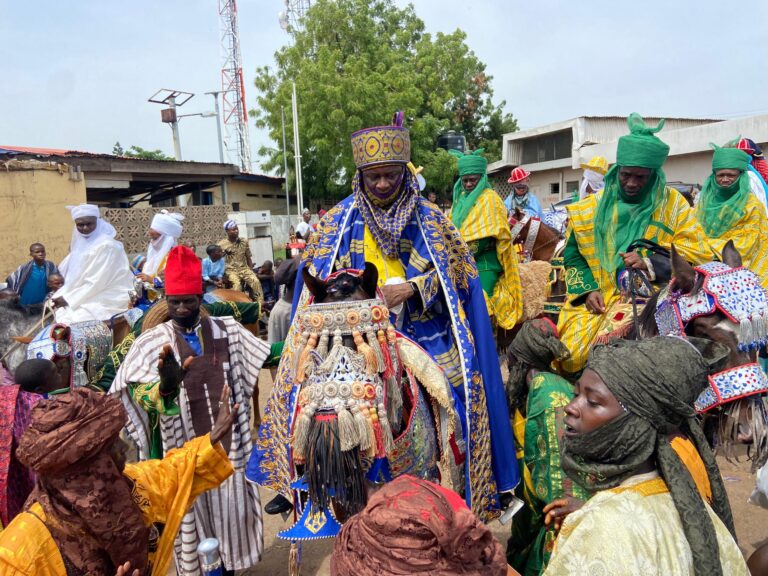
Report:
46,273,64,294
202,244,225,292
5,243,59,307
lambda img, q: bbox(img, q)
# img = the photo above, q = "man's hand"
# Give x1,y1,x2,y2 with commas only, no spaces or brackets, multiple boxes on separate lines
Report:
380,283,416,310
157,344,194,396
584,291,606,314
211,385,239,445
619,251,648,271
136,273,152,283
52,296,68,309
115,561,140,576
543,497,584,532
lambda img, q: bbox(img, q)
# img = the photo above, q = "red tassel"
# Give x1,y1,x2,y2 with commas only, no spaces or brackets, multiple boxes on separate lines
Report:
378,329,394,380
372,420,385,458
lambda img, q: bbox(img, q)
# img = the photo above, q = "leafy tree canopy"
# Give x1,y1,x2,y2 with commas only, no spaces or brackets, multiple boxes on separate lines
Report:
252,0,517,202
113,142,173,161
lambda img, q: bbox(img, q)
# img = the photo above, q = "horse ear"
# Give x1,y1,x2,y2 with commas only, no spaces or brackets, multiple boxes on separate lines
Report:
721,240,743,268
302,267,327,301
671,244,696,293
361,262,379,298
514,207,525,221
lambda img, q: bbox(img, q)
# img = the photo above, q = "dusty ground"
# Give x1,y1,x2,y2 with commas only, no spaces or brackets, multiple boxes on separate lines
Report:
242,370,768,575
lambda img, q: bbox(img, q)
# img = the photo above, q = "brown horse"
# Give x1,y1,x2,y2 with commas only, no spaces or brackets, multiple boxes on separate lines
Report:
510,207,563,262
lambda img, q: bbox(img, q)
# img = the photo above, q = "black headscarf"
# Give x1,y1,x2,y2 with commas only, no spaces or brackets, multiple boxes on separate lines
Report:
506,320,570,413
561,336,733,576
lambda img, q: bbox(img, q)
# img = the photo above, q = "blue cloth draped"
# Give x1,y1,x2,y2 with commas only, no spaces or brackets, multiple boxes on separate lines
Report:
505,192,544,219
248,193,518,521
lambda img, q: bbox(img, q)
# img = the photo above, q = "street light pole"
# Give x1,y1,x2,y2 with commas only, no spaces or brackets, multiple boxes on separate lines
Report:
281,107,290,216
206,91,229,205
291,81,304,219
168,96,183,161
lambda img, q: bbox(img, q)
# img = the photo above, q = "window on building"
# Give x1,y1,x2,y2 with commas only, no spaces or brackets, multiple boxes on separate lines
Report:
549,183,560,196
191,190,213,205
566,180,579,195
521,130,573,164
232,202,241,212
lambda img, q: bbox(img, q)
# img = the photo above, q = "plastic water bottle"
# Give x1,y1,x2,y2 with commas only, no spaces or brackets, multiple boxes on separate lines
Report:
197,538,223,576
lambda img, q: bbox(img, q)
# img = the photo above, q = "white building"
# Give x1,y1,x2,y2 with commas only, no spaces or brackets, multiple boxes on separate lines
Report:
488,114,768,208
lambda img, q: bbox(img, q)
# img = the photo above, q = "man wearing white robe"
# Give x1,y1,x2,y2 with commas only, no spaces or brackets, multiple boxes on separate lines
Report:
52,204,134,324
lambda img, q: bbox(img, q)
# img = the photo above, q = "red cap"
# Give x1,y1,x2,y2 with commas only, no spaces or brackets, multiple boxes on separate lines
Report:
507,166,531,184
737,138,756,155
164,246,202,295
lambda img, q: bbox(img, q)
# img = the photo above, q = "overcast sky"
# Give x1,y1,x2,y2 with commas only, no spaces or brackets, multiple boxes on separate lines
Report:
2,0,766,172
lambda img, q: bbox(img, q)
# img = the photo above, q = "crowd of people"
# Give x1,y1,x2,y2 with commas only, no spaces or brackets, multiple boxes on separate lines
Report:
0,111,766,576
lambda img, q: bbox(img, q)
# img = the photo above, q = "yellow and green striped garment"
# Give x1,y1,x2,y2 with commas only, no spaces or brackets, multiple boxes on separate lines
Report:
458,188,523,329
558,188,713,373
701,193,768,290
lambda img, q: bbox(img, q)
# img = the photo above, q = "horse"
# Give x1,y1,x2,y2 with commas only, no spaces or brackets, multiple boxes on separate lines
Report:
631,242,768,470
277,262,461,543
508,207,567,325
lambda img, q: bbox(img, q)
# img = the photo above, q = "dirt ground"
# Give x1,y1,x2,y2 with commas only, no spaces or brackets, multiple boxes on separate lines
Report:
242,370,768,575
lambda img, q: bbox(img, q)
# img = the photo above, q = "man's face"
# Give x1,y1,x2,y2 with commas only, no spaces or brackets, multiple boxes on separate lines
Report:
618,166,652,197
226,226,239,241
75,217,97,236
30,244,46,264
303,212,311,223
361,165,405,205
513,179,529,196
167,294,202,328
715,169,741,188
427,192,437,203
563,368,625,437
148,228,162,241
211,247,224,261
461,174,481,193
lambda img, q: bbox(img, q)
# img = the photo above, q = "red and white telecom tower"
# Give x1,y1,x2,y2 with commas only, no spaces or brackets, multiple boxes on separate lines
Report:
219,0,252,172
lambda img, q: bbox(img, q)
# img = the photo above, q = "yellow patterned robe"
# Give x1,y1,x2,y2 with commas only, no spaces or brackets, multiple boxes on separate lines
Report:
557,189,713,373
0,434,232,576
457,188,523,329
543,472,749,575
700,193,768,290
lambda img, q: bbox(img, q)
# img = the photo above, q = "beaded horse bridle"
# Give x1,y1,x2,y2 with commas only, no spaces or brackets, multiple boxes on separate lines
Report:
654,261,768,412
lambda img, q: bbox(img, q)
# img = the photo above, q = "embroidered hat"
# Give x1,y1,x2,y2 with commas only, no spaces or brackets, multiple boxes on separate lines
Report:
164,246,202,295
351,111,411,169
507,166,531,184
737,137,763,158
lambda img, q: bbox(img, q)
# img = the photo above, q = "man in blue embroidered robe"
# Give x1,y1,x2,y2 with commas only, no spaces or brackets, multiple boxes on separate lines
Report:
247,114,519,522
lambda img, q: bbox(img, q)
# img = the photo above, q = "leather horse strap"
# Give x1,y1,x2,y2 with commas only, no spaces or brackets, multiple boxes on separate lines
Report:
510,213,541,262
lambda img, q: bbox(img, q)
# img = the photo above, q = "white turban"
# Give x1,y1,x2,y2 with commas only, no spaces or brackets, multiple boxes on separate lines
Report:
224,219,238,230
150,210,184,238
578,169,606,200
66,204,101,220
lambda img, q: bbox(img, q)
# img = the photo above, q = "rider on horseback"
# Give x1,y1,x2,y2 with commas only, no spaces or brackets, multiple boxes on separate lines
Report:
450,148,523,329
557,113,714,374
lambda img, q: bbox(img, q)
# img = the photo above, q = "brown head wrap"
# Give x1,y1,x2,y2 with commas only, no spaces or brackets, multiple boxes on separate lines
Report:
330,475,506,576
17,388,149,575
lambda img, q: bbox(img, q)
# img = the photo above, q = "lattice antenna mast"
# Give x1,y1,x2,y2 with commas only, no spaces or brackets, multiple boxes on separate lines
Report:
280,0,311,30
219,0,252,172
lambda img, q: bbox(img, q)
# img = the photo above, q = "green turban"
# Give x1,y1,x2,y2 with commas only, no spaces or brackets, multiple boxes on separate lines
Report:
712,146,750,172
451,148,488,176
616,113,670,169
697,144,752,238
449,149,492,229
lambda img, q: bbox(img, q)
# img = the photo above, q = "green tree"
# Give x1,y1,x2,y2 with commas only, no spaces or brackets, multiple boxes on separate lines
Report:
252,0,517,201
114,143,173,161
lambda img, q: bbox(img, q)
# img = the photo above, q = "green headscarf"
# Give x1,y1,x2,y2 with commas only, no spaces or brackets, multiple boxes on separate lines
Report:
696,146,752,238
561,337,733,576
593,114,670,278
450,149,491,229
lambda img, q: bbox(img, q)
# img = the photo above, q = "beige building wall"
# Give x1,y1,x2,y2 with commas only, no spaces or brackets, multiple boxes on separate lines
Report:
208,179,289,213
0,161,87,278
